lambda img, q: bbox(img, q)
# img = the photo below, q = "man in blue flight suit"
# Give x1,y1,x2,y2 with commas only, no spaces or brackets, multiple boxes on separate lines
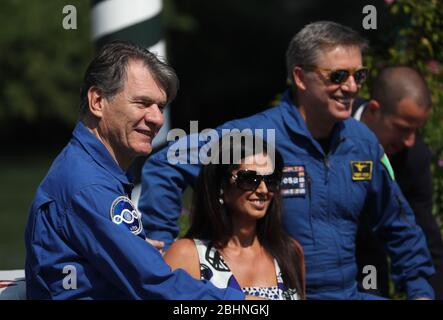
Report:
24,41,247,300
139,21,436,299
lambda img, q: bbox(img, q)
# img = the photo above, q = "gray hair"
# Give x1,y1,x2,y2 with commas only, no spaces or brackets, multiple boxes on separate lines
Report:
79,40,179,115
285,21,368,86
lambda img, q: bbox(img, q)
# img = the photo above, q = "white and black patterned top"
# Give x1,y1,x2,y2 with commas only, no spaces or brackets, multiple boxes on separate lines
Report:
194,239,299,300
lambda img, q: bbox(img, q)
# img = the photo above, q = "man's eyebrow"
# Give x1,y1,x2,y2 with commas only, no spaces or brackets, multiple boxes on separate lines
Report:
131,95,167,105
394,121,415,130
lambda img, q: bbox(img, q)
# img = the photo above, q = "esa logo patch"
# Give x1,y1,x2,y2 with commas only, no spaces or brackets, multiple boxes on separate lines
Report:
281,165,306,197
109,196,142,235
350,161,373,181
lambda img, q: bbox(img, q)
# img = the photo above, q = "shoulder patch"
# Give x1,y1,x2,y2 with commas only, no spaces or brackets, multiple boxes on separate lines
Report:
380,153,395,181
350,161,373,181
109,196,142,235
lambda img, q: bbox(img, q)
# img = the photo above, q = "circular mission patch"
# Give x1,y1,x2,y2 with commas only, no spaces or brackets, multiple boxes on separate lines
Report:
109,196,142,235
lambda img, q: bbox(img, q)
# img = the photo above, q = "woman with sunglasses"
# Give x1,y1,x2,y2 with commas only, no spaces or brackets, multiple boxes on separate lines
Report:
164,134,305,300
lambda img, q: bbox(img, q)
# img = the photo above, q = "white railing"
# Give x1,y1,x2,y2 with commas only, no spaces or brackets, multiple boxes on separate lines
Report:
0,270,26,300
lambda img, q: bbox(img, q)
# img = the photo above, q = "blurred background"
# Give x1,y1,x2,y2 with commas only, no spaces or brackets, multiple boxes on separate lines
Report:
0,0,442,272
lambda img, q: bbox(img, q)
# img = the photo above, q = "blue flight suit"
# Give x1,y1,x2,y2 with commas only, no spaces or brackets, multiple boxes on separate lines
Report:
139,90,435,299
24,121,245,300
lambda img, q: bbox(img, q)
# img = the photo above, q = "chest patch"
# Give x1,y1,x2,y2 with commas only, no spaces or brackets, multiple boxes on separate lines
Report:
350,161,373,181
109,196,142,235
281,165,306,197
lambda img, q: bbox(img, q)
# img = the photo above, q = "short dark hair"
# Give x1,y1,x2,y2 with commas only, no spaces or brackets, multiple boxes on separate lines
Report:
286,21,368,87
371,66,432,115
79,40,179,115
186,133,305,299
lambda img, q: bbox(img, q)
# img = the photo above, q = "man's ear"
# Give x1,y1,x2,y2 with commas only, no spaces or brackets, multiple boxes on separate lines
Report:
293,66,307,91
87,87,105,118
367,99,381,114
363,99,381,124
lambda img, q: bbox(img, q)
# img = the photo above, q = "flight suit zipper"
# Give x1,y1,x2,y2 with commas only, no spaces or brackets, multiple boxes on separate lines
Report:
324,136,346,288
323,137,345,184
306,174,316,248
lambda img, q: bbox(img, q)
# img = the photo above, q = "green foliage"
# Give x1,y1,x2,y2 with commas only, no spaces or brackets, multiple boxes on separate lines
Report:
364,0,443,226
0,153,56,269
0,0,93,125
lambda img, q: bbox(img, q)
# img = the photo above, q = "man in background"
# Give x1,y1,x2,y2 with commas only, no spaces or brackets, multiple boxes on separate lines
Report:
354,66,443,299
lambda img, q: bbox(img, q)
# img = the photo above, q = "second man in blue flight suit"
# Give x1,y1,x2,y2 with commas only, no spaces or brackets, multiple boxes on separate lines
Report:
139,21,435,299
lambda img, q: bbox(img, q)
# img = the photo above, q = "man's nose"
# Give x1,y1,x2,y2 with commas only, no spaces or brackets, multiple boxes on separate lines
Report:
403,132,416,148
341,75,359,93
146,104,164,128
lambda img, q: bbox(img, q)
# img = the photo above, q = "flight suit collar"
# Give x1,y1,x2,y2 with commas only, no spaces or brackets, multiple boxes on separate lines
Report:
72,121,133,189
279,89,346,155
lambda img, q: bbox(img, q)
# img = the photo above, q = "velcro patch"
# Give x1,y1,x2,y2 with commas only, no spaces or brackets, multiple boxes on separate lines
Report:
350,161,373,181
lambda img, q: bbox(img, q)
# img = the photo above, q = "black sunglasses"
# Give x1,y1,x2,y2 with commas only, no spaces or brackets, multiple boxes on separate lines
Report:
304,65,369,86
231,169,281,192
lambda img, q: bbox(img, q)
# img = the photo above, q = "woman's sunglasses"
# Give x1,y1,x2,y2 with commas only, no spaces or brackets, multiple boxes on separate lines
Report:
230,169,281,192
304,65,369,86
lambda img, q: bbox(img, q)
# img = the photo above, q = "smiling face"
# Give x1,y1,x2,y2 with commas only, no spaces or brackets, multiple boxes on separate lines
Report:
98,59,167,167
297,45,363,130
223,153,276,223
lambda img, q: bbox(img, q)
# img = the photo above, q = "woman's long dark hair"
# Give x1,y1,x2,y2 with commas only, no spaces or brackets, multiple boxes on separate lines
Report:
186,133,305,299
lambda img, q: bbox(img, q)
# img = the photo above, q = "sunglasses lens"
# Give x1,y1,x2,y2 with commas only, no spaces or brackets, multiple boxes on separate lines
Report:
354,68,368,85
235,170,281,192
236,171,261,191
264,175,281,192
329,70,349,84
